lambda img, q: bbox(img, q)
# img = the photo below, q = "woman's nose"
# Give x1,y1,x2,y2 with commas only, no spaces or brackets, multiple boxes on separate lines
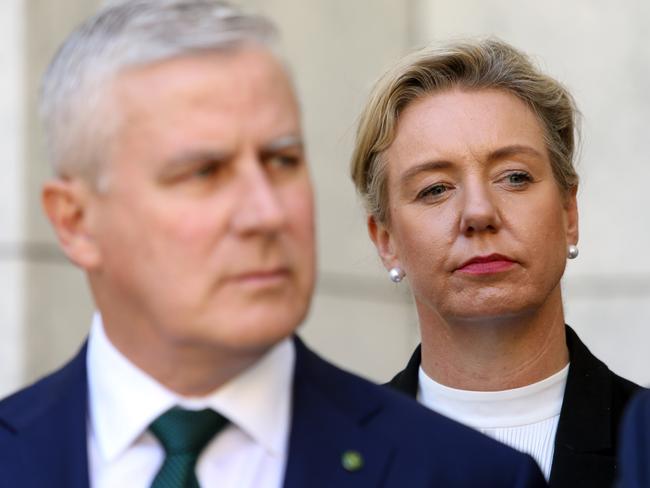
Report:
458,182,501,235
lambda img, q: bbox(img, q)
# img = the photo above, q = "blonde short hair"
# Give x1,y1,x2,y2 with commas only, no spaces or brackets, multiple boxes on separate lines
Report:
350,38,580,223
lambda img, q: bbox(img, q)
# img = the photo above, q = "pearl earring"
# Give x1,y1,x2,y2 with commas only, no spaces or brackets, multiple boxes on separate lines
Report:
567,244,579,260
389,267,405,283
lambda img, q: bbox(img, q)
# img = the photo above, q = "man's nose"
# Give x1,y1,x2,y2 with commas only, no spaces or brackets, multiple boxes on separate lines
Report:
458,181,501,235
231,164,286,235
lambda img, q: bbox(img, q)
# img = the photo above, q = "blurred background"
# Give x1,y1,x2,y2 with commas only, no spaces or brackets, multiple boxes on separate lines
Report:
1,0,649,396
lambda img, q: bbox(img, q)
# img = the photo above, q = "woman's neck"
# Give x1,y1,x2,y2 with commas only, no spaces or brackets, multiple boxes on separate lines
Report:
418,288,569,391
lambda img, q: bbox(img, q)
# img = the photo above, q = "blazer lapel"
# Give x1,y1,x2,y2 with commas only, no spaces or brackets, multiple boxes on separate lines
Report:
548,326,630,486
283,337,396,488
386,345,420,397
0,344,90,488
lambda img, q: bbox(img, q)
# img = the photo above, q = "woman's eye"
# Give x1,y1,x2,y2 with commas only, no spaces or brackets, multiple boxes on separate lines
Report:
417,183,449,200
504,171,532,187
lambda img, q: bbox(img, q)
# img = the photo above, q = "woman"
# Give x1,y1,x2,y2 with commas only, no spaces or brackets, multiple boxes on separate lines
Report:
350,38,640,487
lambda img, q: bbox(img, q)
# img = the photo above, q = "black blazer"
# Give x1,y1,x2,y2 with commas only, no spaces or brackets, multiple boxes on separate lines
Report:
387,325,641,488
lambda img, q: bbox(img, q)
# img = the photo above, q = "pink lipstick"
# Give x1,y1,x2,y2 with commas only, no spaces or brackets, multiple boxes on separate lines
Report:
457,254,516,275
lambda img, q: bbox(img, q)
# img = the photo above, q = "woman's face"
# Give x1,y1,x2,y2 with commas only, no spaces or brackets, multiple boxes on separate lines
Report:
370,88,578,323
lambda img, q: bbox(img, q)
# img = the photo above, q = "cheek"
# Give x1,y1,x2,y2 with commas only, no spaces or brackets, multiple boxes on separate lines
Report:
283,183,315,242
149,198,231,250
503,192,568,270
163,212,215,245
523,196,567,243
391,207,455,270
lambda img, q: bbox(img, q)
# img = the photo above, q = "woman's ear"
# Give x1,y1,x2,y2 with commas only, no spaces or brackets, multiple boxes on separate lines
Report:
42,178,102,270
367,214,400,270
565,186,579,246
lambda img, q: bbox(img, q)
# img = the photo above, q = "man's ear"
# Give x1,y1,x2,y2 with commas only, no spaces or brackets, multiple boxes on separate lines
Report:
565,185,579,247
42,178,102,270
367,214,401,271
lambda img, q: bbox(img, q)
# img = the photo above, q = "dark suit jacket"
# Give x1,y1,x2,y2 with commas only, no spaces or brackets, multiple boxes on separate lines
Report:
618,389,650,488
0,336,545,487
388,325,641,488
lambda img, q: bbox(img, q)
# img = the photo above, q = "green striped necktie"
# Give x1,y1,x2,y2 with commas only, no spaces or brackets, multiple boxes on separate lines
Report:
149,407,229,488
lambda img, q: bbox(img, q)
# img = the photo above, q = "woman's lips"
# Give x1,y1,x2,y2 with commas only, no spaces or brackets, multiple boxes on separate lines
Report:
456,254,516,275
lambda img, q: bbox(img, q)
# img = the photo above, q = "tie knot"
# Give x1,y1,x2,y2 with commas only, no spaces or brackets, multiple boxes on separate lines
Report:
150,407,228,455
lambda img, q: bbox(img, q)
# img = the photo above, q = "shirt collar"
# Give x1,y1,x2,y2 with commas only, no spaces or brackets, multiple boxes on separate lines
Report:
87,312,294,463
417,364,569,428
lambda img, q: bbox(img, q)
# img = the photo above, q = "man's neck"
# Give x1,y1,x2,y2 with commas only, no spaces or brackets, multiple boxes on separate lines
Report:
101,320,269,397
418,290,569,392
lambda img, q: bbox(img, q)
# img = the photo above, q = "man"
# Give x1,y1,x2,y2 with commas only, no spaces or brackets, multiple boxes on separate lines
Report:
0,1,546,487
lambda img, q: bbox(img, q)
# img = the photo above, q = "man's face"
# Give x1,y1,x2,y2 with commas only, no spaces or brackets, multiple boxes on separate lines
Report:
86,48,315,355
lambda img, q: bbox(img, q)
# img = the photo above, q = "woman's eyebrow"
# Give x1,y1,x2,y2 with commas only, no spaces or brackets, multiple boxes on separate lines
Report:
399,160,453,186
487,144,544,163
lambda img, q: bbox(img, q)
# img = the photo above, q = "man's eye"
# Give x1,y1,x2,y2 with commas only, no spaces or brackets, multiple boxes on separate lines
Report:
417,183,449,200
267,154,300,169
194,162,220,178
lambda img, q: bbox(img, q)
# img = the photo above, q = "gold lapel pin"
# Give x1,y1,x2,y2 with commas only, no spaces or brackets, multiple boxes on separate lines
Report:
341,450,364,472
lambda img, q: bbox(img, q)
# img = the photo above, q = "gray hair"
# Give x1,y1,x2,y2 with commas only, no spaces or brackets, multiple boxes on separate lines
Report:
40,0,279,183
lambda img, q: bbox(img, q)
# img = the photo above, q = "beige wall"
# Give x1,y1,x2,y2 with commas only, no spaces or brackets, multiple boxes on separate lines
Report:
22,0,100,387
2,0,648,396
0,0,26,392
0,0,99,395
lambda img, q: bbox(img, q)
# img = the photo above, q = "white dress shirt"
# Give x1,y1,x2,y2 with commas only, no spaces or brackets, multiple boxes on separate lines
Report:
87,313,294,488
418,364,569,480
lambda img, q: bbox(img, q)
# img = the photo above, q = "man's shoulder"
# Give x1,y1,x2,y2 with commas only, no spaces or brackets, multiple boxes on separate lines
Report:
620,389,650,451
0,345,90,488
301,341,511,450
0,344,87,435
291,337,546,486
618,389,650,487
623,389,650,431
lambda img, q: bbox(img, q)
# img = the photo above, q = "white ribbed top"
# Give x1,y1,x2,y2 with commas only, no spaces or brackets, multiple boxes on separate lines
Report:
417,364,569,480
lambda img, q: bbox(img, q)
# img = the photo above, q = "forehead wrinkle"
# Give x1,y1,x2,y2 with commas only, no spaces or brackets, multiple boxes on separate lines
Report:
487,144,546,164
113,49,284,110
462,143,547,171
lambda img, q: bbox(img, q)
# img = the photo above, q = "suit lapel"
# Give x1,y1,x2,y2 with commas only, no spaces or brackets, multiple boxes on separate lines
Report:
283,337,396,488
386,345,421,396
0,345,90,488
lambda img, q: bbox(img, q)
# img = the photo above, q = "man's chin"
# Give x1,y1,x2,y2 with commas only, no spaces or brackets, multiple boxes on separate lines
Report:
208,314,304,350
